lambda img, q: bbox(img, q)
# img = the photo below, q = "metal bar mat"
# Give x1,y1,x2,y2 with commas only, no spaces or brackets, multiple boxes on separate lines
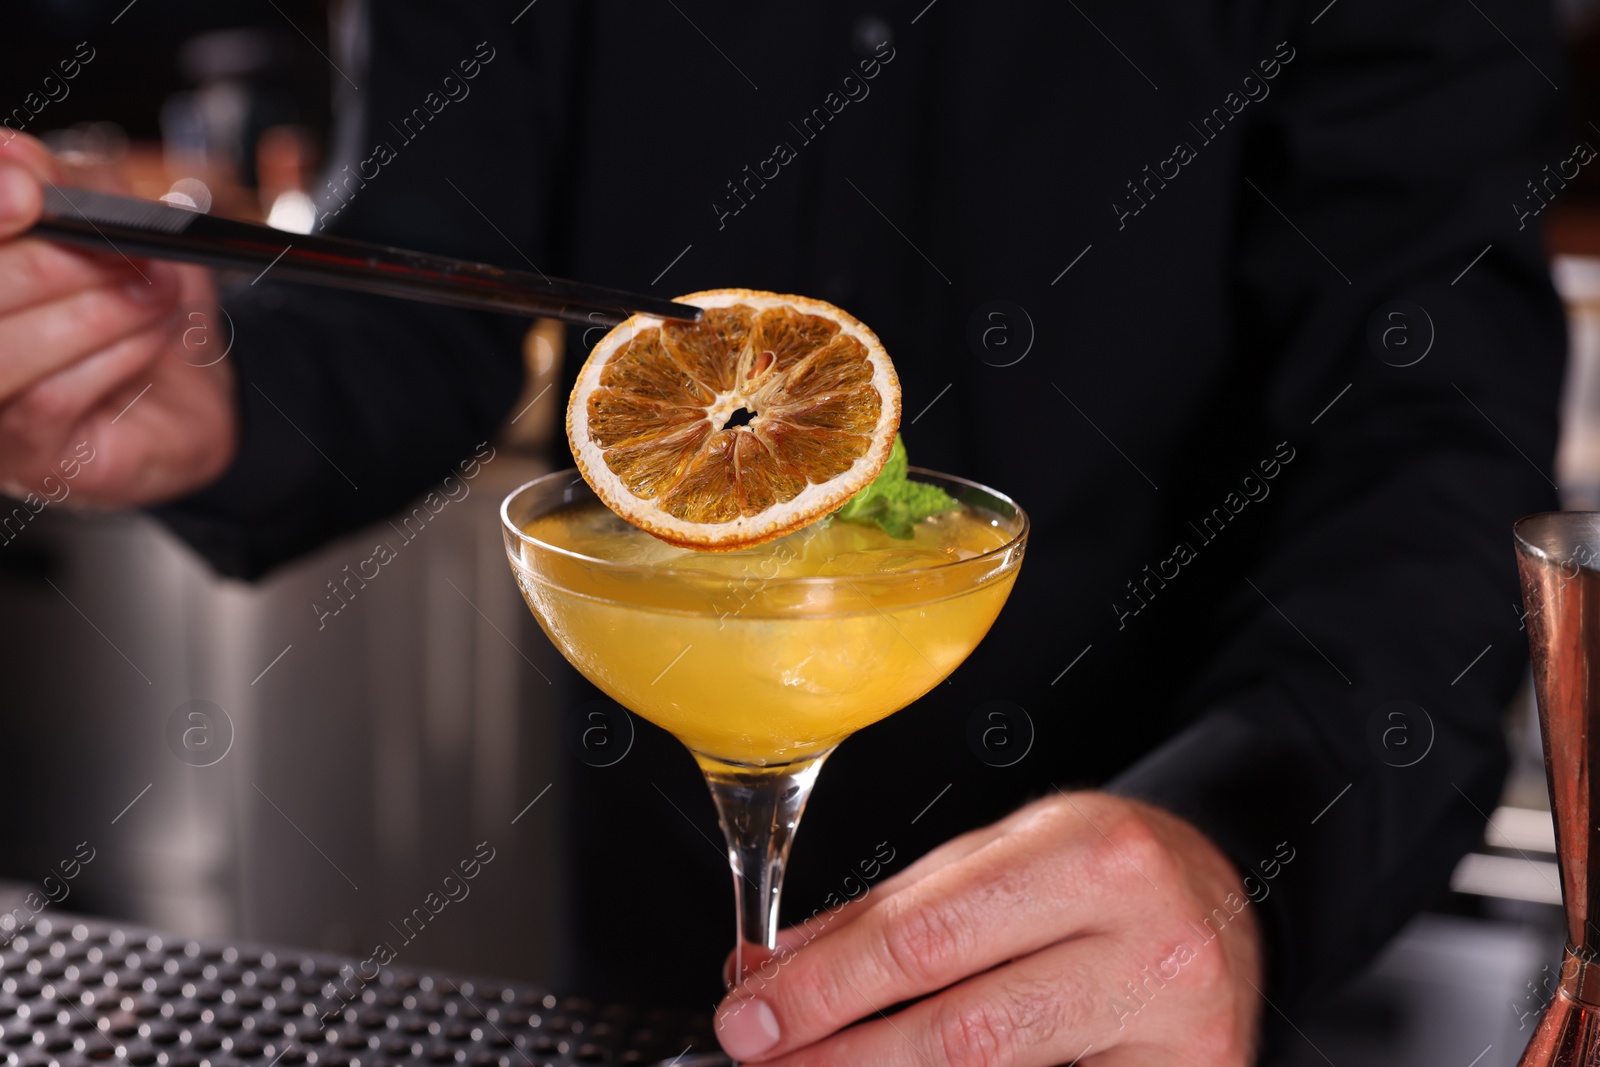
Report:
0,916,726,1067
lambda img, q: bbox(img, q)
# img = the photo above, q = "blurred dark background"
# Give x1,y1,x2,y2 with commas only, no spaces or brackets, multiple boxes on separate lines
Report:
4,2,1600,1064
0,0,332,134
0,1,330,198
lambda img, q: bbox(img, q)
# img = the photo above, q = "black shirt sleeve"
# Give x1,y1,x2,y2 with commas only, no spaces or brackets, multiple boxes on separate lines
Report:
1112,0,1566,1010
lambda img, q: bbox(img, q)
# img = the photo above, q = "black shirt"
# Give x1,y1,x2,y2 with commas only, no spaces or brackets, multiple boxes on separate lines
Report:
155,0,1567,1021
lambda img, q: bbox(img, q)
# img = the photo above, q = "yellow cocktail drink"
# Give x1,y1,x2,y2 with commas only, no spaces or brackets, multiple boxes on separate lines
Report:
511,498,1018,766
501,462,1026,980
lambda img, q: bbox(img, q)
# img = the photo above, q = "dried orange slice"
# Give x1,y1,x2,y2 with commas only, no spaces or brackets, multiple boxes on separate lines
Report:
568,289,902,549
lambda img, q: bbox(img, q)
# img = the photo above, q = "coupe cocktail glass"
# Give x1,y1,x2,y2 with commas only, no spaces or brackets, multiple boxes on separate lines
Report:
501,468,1027,985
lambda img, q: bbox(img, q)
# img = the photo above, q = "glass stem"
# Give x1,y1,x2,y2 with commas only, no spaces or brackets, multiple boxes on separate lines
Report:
700,752,831,987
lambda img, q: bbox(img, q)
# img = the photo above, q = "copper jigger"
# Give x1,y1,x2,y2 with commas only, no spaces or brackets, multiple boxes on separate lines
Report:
1515,513,1600,1066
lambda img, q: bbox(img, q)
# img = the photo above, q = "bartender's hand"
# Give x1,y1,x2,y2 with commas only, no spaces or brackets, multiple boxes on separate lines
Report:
0,133,236,507
716,793,1263,1066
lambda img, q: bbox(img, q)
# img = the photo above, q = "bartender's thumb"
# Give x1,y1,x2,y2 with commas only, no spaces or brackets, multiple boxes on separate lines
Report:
0,132,60,238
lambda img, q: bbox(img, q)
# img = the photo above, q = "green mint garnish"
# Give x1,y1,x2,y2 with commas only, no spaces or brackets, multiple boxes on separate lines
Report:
835,435,959,539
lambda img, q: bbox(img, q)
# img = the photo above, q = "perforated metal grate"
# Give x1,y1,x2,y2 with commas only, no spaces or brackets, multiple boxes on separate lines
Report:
0,916,726,1067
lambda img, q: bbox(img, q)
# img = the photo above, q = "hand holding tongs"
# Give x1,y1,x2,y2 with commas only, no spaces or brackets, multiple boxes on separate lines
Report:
28,185,701,329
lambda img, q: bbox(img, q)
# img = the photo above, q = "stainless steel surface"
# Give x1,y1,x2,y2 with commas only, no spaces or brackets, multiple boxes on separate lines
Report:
32,186,702,328
1513,512,1600,1065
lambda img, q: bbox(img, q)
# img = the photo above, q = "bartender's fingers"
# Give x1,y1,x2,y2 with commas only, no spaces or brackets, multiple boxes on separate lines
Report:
767,791,1092,954
0,320,170,468
725,824,1006,985
0,234,156,319
0,163,43,242
0,261,180,402
752,938,1128,1067
854,792,1097,907
764,820,1011,958
0,135,59,240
